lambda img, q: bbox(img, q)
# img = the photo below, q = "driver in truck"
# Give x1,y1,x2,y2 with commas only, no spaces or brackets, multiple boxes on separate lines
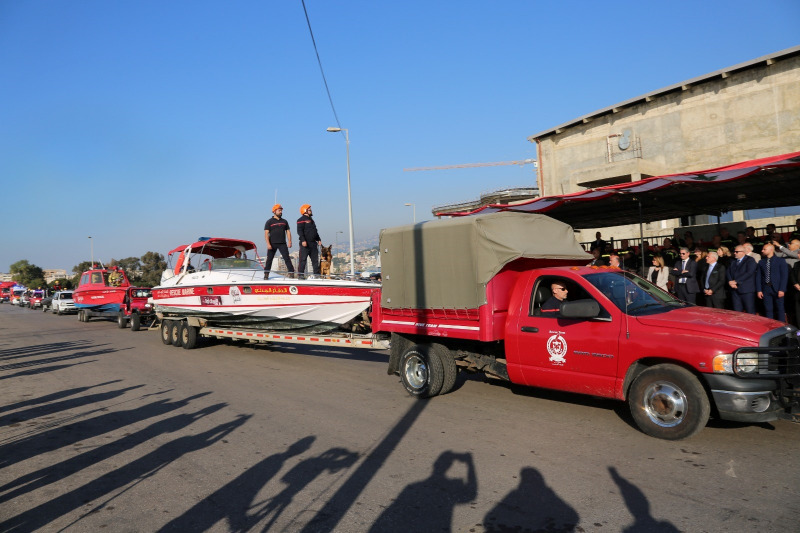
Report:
542,282,568,313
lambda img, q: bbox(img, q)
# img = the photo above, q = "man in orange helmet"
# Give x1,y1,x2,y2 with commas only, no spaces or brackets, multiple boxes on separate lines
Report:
297,204,322,278
264,204,295,278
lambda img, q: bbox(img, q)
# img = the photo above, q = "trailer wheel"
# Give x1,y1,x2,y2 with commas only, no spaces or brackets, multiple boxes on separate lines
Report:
117,311,127,329
130,313,141,331
628,364,710,440
161,321,172,345
170,321,183,347
400,344,444,398
432,344,458,395
181,323,198,350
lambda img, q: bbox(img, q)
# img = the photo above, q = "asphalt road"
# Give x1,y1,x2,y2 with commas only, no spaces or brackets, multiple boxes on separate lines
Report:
1,304,798,532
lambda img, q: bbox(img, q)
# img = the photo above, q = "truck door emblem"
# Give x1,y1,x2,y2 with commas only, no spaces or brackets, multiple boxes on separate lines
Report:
547,334,568,364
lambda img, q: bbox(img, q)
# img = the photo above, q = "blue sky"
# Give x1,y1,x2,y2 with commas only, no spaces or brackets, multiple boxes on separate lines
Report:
1,1,799,272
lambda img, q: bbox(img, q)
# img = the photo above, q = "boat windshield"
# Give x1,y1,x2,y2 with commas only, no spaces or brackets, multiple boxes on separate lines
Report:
131,288,152,298
191,255,261,271
584,270,687,316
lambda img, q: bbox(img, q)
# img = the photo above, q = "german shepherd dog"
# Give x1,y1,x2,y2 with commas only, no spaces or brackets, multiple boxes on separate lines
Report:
320,245,333,278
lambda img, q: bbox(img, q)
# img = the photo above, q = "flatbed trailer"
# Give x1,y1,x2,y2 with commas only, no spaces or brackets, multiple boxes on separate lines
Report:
152,313,390,351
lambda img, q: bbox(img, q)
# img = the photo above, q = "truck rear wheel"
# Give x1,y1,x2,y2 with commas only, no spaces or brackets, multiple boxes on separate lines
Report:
628,364,710,440
170,321,183,347
400,344,444,398
181,323,198,349
432,344,458,395
130,313,141,331
161,321,172,345
117,311,127,328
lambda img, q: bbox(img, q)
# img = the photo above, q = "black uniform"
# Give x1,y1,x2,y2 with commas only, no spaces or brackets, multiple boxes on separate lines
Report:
297,214,321,276
264,216,294,275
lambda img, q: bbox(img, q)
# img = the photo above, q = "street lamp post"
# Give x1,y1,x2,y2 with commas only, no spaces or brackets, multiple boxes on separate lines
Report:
335,231,344,274
88,236,93,266
326,127,355,277
404,203,416,223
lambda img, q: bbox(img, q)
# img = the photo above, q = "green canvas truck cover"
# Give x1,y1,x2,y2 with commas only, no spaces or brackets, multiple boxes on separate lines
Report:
379,212,591,309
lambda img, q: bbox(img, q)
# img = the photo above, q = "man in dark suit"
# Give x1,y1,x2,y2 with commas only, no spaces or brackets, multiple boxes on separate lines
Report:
702,251,726,308
589,232,607,253
728,245,758,314
756,243,789,321
671,247,698,304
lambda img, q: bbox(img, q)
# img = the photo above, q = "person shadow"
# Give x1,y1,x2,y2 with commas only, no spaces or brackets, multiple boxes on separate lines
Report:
483,467,579,532
158,436,316,532
1,414,251,532
252,446,360,531
608,467,679,532
369,451,477,533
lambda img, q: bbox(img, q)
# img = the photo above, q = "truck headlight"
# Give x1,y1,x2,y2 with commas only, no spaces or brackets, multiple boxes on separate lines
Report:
713,352,761,375
734,352,759,374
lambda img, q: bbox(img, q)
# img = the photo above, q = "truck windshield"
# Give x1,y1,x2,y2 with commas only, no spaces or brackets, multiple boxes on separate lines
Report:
584,271,685,316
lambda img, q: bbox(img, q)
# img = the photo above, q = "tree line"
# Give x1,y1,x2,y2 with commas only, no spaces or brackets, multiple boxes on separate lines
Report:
8,252,167,290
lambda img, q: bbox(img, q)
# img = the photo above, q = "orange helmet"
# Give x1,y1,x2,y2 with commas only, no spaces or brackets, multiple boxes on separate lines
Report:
300,204,311,215
272,204,282,213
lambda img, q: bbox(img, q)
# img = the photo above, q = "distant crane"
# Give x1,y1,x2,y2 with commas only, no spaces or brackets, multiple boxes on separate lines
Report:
403,158,537,172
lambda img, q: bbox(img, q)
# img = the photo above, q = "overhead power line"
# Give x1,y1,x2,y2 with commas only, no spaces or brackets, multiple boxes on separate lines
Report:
404,159,538,172
301,0,341,129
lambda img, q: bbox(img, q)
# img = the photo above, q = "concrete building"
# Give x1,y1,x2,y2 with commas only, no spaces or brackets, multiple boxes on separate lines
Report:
43,269,68,283
527,45,800,243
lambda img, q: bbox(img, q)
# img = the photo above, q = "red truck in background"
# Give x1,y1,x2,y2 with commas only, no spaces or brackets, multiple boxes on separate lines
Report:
376,213,800,440
117,287,155,331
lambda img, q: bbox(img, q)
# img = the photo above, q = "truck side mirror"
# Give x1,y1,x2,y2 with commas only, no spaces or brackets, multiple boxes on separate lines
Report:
560,299,601,319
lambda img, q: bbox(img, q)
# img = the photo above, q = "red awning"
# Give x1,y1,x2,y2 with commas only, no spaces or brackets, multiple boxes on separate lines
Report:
439,151,800,229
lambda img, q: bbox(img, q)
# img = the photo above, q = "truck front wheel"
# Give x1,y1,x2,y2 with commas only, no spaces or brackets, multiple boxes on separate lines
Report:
400,344,444,398
628,364,710,440
130,313,141,331
117,311,127,328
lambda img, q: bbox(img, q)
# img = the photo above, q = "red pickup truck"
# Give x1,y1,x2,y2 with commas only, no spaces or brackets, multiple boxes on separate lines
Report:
376,213,800,440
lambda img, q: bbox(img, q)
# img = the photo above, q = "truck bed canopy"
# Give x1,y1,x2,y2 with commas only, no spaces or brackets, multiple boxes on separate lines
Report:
379,212,590,309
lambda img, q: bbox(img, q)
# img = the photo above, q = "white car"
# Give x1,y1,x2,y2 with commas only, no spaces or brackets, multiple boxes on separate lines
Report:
51,291,76,315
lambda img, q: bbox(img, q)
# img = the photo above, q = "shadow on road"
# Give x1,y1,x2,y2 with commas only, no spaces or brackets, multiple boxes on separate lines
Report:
0,340,93,361
483,467,579,532
0,413,251,532
0,391,212,466
0,347,125,372
0,380,122,414
299,399,428,532
0,403,227,505
0,383,145,427
609,466,679,532
370,451,477,533
0,360,98,381
158,436,317,532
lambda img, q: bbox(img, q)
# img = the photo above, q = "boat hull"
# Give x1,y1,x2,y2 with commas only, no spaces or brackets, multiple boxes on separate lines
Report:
73,288,127,313
152,278,376,334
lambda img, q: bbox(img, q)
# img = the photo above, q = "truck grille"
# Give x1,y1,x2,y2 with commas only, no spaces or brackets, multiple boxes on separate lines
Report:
732,327,800,378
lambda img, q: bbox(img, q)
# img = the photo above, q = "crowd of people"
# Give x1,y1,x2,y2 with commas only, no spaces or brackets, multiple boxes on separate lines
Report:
585,219,800,326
